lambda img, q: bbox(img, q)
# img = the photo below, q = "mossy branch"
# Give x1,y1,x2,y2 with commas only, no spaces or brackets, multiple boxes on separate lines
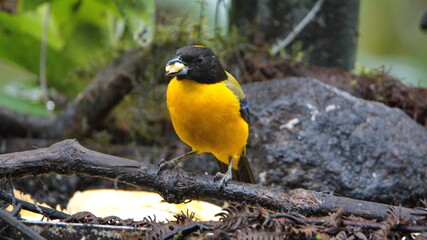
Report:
0,48,144,139
0,139,425,223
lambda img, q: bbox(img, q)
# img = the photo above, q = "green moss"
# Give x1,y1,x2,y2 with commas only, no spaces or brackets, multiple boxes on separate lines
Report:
353,64,390,84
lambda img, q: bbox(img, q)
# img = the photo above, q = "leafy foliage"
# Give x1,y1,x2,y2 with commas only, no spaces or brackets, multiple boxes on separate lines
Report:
0,0,154,114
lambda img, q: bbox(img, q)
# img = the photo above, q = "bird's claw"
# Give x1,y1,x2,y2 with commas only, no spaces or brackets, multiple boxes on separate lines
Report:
214,172,232,188
156,151,197,177
156,158,178,177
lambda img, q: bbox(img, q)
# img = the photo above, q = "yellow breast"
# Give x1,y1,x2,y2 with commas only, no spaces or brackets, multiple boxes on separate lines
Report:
166,78,248,168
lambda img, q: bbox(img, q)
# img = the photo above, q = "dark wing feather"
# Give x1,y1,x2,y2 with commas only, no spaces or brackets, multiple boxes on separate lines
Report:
217,155,256,184
239,98,250,124
221,71,256,183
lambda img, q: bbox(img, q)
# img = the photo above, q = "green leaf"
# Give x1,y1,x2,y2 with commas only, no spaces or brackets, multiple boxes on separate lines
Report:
0,7,63,50
0,22,76,91
19,0,49,12
0,59,37,84
0,94,49,116
114,0,155,46
0,60,49,116
0,0,156,98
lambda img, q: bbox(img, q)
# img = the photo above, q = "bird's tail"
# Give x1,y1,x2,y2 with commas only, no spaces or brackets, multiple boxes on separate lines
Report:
217,154,256,184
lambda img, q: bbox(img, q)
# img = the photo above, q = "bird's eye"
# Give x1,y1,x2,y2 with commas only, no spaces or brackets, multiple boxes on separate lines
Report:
196,57,203,64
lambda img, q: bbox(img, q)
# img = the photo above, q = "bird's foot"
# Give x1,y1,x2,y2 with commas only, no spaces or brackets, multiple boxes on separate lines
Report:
214,157,235,188
214,171,232,188
156,157,180,176
156,151,197,177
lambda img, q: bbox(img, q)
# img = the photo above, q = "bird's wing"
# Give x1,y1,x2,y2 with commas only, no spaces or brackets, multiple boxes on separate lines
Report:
224,72,250,124
223,72,256,184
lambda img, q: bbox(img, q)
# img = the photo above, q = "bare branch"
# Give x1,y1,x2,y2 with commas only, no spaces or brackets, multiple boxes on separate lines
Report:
0,207,46,240
270,0,325,55
0,139,425,223
0,189,70,220
39,2,50,107
0,48,144,139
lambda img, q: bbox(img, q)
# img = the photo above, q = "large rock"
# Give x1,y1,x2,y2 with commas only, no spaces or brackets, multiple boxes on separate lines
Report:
243,77,427,206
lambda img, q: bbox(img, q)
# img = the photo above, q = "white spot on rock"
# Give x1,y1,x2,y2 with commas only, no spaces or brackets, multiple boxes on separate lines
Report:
259,170,267,182
280,118,300,130
306,103,319,121
325,104,337,112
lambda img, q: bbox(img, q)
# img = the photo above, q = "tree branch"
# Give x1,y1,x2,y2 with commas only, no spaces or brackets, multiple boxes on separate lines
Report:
0,190,70,220
270,0,325,55
0,139,425,223
0,207,46,240
0,48,144,139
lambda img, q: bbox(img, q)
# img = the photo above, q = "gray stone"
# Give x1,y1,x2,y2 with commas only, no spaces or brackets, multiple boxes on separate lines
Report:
244,77,427,206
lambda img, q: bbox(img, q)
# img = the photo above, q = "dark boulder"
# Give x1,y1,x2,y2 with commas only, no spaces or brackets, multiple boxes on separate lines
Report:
243,77,427,206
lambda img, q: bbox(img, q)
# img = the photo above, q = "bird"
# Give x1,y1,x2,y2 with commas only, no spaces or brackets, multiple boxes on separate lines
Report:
160,45,256,186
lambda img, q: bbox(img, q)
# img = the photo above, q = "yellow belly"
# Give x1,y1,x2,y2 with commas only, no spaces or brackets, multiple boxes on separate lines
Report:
166,78,248,169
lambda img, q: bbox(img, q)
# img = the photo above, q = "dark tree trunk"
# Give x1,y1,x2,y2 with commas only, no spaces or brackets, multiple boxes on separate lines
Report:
229,0,360,71
228,0,259,43
304,0,359,71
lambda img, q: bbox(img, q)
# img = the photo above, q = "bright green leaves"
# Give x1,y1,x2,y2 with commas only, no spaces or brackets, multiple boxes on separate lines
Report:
0,0,155,114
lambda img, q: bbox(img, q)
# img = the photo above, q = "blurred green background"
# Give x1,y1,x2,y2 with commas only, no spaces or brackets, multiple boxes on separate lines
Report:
357,0,427,87
0,0,425,117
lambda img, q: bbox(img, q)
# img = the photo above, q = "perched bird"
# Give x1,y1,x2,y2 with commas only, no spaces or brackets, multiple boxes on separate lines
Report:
161,45,256,185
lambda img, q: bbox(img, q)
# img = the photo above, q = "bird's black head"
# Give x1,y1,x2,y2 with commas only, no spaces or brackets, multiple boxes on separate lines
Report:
165,45,227,84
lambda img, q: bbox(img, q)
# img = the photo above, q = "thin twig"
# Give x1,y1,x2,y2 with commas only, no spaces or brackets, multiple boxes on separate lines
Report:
8,180,16,206
0,189,70,220
264,213,308,225
0,208,46,240
214,0,225,38
39,2,50,108
10,203,22,217
161,224,210,240
270,0,325,55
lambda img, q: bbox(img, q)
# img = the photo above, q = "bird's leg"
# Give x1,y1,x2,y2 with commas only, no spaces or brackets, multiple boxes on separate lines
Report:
214,157,234,187
157,150,197,175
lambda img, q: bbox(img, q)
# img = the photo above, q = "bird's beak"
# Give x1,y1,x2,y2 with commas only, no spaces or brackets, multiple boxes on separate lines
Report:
165,56,189,76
